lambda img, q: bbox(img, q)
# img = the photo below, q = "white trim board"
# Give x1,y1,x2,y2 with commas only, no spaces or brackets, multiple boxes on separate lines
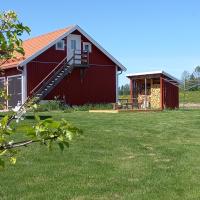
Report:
19,25,126,71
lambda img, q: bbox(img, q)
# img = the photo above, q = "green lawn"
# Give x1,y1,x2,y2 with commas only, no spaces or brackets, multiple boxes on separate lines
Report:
180,90,200,103
0,110,200,199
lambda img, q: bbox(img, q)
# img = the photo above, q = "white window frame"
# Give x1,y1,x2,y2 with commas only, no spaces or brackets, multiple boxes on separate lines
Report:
83,42,92,53
56,40,65,50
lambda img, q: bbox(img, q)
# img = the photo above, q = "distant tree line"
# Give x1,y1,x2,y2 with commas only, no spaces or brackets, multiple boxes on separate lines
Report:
181,66,200,90
118,84,130,96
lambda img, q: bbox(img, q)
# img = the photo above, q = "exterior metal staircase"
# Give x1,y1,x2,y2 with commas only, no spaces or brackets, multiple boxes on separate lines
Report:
7,50,89,125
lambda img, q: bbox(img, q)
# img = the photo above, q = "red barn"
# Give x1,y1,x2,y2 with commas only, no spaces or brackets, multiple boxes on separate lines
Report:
127,71,180,110
0,25,126,109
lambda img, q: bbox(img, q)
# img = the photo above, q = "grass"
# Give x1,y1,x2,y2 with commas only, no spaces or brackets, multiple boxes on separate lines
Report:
120,90,200,104
0,110,200,199
179,90,200,103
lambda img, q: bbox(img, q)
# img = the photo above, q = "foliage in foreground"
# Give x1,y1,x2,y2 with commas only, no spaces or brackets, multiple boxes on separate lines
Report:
0,113,82,169
0,10,82,169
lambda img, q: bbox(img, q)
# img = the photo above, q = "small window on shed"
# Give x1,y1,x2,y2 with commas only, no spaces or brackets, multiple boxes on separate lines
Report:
83,42,92,53
56,40,65,50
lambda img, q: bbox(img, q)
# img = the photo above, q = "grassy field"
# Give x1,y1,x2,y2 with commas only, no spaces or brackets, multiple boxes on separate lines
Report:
179,90,200,103
0,110,200,199
120,90,200,104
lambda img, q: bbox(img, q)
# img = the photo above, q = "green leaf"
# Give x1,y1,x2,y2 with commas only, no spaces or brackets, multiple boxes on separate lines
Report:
0,115,9,128
0,150,7,156
10,157,16,165
0,158,5,169
63,141,69,148
34,114,40,122
58,142,64,152
47,140,53,151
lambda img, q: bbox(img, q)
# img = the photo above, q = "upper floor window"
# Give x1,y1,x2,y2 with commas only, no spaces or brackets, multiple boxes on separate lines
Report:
56,40,65,50
83,42,92,53
71,40,76,50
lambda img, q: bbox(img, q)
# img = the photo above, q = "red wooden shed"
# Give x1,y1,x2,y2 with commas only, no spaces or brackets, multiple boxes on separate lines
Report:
127,71,180,110
0,25,126,109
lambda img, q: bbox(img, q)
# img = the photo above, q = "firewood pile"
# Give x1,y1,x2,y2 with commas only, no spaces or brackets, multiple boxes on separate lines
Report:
150,84,160,108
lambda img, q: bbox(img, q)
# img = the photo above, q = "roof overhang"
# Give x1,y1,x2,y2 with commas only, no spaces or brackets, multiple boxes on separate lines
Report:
126,70,181,84
19,25,126,71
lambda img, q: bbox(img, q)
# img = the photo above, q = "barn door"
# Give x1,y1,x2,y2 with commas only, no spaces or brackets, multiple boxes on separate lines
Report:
7,75,22,108
67,34,81,65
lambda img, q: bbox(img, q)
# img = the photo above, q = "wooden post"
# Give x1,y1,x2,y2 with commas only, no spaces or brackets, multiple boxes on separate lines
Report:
160,76,164,110
145,78,147,109
130,79,133,109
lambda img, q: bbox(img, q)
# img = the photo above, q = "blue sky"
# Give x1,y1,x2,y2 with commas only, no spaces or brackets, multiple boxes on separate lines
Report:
1,0,200,85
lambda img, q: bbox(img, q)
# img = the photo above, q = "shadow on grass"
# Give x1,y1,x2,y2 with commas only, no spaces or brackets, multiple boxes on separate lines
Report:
0,115,52,120
25,115,52,120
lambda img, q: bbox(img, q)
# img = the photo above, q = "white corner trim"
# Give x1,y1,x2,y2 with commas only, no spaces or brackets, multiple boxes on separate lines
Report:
19,25,126,71
22,65,27,103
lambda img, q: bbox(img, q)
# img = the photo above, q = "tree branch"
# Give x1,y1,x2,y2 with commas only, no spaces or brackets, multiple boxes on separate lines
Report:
0,135,59,150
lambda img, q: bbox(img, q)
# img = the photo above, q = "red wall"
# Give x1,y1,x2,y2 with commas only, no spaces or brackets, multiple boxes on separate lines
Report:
163,79,179,109
26,30,117,105
0,68,21,77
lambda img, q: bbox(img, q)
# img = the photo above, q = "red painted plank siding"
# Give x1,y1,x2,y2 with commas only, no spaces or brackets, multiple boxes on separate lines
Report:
26,30,117,105
163,80,179,109
45,66,116,105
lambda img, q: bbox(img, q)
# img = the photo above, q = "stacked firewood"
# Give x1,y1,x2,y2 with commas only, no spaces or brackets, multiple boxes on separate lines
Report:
150,84,160,108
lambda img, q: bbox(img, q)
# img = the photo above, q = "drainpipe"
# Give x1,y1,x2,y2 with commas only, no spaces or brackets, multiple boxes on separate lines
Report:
17,65,23,73
17,65,24,105
116,68,123,104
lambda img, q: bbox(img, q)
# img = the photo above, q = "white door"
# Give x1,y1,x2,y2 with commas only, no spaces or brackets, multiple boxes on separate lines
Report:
67,34,81,65
7,75,22,108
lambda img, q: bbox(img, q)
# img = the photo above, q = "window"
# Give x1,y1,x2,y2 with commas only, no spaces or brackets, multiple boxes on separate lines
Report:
56,40,65,50
83,42,92,53
71,40,76,50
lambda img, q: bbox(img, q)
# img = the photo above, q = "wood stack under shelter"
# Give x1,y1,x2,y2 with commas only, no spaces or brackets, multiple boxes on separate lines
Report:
126,71,180,110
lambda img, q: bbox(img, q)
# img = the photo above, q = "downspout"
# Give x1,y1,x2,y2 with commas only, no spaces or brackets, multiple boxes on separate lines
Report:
17,65,23,73
116,67,123,103
117,70,123,76
17,65,26,105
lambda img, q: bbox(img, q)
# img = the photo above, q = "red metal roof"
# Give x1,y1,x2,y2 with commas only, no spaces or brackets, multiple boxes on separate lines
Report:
1,26,74,69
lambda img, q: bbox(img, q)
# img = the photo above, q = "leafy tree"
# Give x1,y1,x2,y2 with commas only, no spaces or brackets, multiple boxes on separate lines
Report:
118,84,130,96
193,66,200,80
0,10,30,64
0,11,82,169
181,70,190,83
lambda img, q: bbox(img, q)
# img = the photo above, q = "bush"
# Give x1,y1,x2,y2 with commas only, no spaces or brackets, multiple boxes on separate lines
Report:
36,102,113,112
36,100,65,112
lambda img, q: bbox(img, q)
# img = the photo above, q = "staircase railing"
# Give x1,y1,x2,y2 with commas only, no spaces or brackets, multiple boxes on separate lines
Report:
30,56,72,96
7,50,89,125
72,50,89,66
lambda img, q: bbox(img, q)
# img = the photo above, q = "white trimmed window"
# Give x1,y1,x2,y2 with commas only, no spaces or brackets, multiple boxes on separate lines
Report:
83,42,92,53
56,40,65,50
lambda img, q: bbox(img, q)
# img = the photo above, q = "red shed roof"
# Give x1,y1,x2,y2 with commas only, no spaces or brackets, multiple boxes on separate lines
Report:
1,25,126,71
